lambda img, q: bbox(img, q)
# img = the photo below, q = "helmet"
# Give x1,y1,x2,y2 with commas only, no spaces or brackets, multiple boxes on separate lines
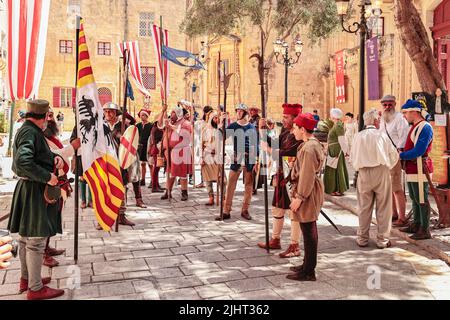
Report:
235,103,248,112
103,102,122,115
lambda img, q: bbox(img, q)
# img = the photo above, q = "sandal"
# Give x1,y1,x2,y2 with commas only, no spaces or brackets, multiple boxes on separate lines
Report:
393,219,408,228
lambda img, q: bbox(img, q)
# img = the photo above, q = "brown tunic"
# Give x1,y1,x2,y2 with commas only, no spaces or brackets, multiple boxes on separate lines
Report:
290,138,325,223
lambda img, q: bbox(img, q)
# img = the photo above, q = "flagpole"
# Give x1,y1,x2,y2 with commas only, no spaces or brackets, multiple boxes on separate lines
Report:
160,16,172,202
216,49,222,207
74,15,81,264
260,31,270,254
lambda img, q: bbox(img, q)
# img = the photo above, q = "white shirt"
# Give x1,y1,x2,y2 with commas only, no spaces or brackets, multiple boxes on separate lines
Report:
379,112,410,149
350,126,399,171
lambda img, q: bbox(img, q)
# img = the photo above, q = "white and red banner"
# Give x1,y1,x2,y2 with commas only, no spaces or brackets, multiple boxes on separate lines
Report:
118,41,151,97
7,0,51,101
151,24,169,102
335,50,346,104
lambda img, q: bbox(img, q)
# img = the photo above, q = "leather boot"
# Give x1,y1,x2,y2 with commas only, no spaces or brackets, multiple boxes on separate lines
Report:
118,213,135,227
27,286,65,300
206,194,214,206
181,190,188,201
410,227,432,240
257,238,281,250
399,222,419,234
19,277,52,294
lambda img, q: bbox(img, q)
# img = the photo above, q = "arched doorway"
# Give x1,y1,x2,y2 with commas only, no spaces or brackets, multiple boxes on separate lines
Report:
98,87,112,106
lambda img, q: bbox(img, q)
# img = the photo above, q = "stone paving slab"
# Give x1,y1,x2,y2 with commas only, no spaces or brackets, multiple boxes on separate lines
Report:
2,177,450,300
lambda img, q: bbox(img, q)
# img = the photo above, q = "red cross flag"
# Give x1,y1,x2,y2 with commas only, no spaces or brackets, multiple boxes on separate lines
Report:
119,125,139,170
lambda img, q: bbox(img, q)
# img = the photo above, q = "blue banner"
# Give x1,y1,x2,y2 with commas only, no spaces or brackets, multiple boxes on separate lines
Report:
162,46,205,70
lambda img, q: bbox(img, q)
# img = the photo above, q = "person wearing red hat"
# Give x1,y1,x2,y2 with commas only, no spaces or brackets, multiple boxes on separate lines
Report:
257,103,303,259
137,109,153,187
286,113,325,281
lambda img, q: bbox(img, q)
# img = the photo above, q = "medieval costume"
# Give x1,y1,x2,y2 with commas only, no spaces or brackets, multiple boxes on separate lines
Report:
159,106,193,201
324,108,349,196
216,104,258,221
8,100,65,300
148,120,165,193
103,103,143,228
42,110,75,268
257,103,302,258
399,100,434,240
287,113,324,282
379,95,410,226
200,111,226,206
351,110,399,249
249,106,263,194
136,109,153,186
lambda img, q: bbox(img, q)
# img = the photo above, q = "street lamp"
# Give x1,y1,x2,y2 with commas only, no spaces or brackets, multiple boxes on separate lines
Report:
336,0,382,131
273,38,304,103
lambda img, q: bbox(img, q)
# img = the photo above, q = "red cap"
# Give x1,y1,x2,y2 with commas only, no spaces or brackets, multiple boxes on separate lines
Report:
138,109,151,118
294,113,317,131
282,103,303,116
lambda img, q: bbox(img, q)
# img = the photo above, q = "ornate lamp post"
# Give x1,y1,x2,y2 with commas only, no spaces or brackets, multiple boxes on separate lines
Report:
273,38,304,103
336,0,382,131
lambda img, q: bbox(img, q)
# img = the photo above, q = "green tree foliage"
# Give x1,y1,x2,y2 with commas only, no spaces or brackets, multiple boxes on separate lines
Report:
180,0,339,44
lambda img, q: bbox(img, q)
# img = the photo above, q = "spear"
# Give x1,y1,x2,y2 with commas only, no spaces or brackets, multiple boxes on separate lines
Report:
216,49,222,206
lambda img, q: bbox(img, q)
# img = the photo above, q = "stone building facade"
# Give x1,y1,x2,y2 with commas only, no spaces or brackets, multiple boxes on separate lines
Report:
38,0,189,129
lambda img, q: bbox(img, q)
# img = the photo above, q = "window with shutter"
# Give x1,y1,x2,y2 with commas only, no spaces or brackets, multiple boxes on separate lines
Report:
53,87,61,107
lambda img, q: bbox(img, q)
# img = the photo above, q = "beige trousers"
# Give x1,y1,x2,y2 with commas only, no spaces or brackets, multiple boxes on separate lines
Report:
356,165,393,247
225,167,253,214
272,207,301,244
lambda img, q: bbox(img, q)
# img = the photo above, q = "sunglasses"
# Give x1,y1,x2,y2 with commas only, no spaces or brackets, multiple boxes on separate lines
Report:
383,103,394,107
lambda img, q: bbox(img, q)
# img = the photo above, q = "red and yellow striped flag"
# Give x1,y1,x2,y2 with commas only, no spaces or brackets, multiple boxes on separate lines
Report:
76,19,125,231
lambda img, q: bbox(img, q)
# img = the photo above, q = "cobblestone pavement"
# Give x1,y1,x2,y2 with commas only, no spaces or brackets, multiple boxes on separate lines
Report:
1,179,450,300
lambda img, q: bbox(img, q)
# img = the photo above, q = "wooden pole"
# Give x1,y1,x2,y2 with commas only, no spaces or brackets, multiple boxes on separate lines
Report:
74,16,81,264
216,49,222,207
260,31,270,253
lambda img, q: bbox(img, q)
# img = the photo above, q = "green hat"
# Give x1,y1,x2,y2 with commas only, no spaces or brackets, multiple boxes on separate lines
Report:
27,99,50,115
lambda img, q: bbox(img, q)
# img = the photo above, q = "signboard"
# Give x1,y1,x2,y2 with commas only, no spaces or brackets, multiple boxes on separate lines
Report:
335,50,346,104
430,121,449,186
366,37,380,100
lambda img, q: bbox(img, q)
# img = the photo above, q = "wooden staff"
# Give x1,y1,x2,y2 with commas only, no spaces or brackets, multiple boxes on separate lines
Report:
73,15,81,264
216,49,222,206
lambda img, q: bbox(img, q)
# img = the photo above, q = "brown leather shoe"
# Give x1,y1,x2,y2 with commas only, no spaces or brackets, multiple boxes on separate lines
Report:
206,195,214,206
136,199,147,208
195,183,205,189
43,255,59,268
181,190,189,201
279,243,301,258
118,214,136,227
289,265,304,273
399,223,419,234
161,191,171,200
19,277,52,294
241,210,252,221
46,246,66,257
27,286,65,300
410,227,432,240
258,238,281,250
286,271,316,282
152,187,165,193
215,213,231,221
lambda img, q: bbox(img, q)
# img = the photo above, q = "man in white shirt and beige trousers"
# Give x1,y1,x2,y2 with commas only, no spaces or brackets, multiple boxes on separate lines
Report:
351,109,400,249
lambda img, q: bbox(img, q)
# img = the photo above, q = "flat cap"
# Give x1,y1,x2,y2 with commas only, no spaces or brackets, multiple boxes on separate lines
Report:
27,99,50,115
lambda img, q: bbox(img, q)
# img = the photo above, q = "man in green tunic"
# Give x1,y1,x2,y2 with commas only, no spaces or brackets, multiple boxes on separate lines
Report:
8,100,65,300
323,108,350,196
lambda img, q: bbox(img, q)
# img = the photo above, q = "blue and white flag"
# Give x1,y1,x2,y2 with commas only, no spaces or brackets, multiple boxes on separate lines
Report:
162,46,205,70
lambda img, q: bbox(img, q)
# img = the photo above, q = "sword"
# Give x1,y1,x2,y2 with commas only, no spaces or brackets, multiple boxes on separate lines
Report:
320,210,342,234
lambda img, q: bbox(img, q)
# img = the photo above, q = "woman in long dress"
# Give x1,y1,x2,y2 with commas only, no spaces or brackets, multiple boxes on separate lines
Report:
323,108,349,196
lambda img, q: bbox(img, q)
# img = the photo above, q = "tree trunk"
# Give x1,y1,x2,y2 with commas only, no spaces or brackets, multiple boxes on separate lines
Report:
394,0,445,94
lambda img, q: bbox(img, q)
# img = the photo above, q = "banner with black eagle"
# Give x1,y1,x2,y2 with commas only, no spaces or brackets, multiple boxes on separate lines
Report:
76,19,125,231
